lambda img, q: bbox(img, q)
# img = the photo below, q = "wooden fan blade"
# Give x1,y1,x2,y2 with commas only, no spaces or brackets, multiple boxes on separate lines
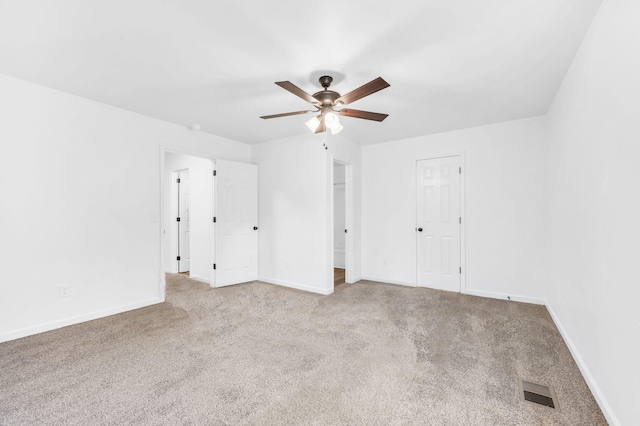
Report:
275,81,319,104
314,116,326,134
335,77,390,106
338,108,389,122
260,110,314,119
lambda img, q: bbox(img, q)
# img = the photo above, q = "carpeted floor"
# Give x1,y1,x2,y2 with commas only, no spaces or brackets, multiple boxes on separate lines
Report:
0,274,606,425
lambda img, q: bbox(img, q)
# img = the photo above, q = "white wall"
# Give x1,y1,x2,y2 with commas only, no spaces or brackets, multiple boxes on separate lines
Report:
545,0,640,424
163,152,214,283
0,73,250,342
333,164,345,185
251,133,362,294
361,116,547,302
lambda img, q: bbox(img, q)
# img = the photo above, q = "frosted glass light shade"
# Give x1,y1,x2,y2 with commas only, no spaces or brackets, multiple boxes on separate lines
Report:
305,116,321,132
330,122,343,135
325,112,338,127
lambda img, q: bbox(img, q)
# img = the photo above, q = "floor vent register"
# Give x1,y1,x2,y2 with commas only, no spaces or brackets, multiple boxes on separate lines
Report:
519,379,559,410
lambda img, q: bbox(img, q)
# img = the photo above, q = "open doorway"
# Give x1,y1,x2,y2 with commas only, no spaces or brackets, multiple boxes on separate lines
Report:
333,161,347,288
162,151,214,285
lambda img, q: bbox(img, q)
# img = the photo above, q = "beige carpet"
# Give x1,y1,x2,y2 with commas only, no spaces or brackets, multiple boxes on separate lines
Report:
0,274,606,425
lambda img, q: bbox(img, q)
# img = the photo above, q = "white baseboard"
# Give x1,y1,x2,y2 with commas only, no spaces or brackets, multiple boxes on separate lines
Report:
188,274,210,284
360,275,416,287
258,276,333,295
545,302,620,426
462,288,546,305
346,275,362,284
0,296,164,344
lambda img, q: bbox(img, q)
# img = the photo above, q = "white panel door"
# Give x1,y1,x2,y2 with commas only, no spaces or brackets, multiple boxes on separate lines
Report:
215,160,258,287
417,156,461,292
177,170,190,273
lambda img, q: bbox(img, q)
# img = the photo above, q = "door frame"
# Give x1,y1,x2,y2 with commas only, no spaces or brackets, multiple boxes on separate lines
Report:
415,152,467,294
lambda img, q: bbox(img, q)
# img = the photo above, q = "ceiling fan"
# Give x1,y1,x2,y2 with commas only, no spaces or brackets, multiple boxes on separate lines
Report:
260,75,390,135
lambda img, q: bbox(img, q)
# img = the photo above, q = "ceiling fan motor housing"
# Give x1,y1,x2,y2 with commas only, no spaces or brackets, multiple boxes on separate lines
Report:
314,76,341,108
313,90,340,107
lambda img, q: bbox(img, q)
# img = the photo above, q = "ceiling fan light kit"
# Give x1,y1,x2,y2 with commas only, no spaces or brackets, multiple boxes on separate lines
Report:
261,75,390,135
329,122,343,135
305,116,321,132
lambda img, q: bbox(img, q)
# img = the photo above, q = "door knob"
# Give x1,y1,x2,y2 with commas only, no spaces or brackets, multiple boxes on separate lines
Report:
417,227,423,232
253,226,258,230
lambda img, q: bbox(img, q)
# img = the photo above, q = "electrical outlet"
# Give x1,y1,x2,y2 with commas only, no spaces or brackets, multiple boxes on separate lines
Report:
59,286,70,298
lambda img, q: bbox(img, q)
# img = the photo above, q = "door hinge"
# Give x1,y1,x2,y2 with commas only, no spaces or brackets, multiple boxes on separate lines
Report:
176,178,181,183
176,217,181,222
177,256,181,261
213,263,216,270
459,267,462,274
459,167,462,174
213,170,217,177
459,217,462,224
213,217,216,223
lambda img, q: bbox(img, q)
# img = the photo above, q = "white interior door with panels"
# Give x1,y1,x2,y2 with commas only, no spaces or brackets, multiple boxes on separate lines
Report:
416,156,461,292
215,159,258,287
176,170,190,273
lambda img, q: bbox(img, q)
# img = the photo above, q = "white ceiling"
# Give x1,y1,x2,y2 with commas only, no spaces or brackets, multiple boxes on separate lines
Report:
0,0,601,145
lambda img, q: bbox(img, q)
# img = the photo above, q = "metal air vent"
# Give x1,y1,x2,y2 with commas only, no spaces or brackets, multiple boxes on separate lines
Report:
519,379,559,410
